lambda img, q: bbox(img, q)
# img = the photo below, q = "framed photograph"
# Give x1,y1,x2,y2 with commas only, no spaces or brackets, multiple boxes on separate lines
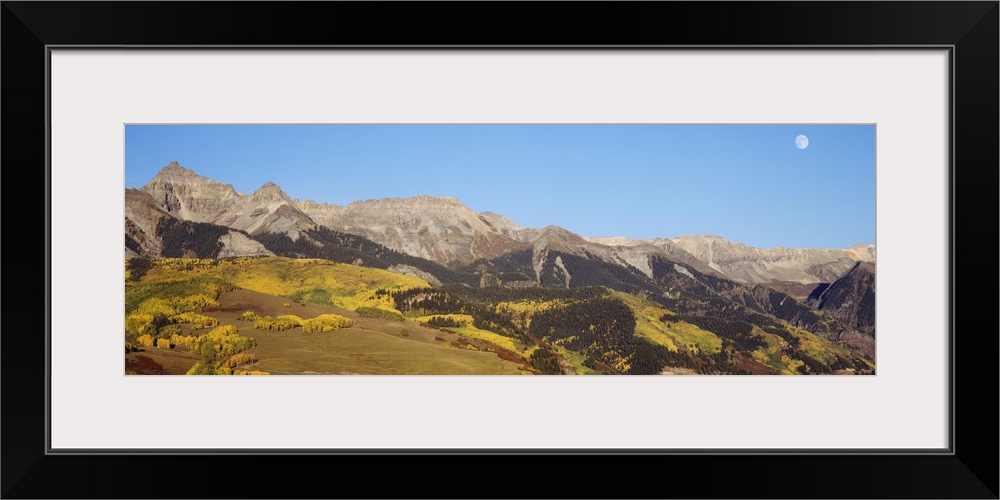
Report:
3,2,996,498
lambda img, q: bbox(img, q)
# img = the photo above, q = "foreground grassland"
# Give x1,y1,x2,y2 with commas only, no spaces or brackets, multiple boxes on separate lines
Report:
125,257,527,375
125,256,873,375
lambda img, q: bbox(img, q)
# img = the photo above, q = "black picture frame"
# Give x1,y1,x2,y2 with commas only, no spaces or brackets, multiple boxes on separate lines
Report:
2,2,996,498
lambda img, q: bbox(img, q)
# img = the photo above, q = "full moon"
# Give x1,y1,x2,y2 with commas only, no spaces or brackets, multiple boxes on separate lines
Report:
795,135,809,149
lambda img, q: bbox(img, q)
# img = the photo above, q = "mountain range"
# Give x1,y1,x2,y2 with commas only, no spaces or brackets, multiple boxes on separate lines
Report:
125,162,877,361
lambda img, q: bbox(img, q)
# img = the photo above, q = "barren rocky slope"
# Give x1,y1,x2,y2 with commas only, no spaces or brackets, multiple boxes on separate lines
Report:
588,234,875,285
295,196,529,267
125,187,273,258
131,164,873,295
807,260,876,354
141,162,316,238
295,196,722,279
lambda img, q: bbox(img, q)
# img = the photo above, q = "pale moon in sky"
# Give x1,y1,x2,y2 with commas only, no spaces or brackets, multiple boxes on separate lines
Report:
795,135,809,149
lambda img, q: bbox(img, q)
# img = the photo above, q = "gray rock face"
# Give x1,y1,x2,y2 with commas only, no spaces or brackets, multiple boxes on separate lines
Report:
808,261,876,337
584,237,722,278
591,234,875,285
216,231,274,258
297,194,724,281
800,261,877,358
125,188,171,256
477,211,542,242
296,195,530,267
387,264,443,287
140,163,239,223
133,165,873,291
125,185,274,259
141,162,317,239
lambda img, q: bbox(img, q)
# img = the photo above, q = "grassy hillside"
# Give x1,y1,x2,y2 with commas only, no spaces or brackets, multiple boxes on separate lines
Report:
134,256,429,312
126,285,528,375
125,256,873,375
609,291,723,354
126,257,531,374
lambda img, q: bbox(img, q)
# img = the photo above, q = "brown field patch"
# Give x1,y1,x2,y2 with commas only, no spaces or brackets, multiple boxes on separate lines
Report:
133,288,525,375
125,349,201,375
125,355,164,375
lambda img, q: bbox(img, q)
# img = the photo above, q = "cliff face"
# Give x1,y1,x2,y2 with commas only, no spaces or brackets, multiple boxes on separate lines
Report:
296,195,531,267
125,186,273,259
132,164,874,303
808,261,876,337
141,162,316,239
125,188,171,256
666,234,874,285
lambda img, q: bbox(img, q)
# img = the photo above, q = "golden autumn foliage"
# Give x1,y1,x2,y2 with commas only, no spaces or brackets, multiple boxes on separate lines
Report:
125,314,157,336
277,315,304,324
156,338,172,349
169,333,198,348
225,352,258,368
301,314,354,333
167,294,219,312
137,334,155,347
494,299,567,330
158,324,182,337
237,310,260,321
134,298,178,319
195,256,428,311
191,325,255,360
355,306,404,321
608,290,722,354
186,325,258,376
233,370,270,375
254,315,303,332
172,312,219,329
125,267,233,316
127,289,225,338
145,258,225,273
185,360,213,375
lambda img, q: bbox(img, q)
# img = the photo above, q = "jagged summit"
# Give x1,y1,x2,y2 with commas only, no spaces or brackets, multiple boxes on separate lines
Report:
145,162,232,187
132,165,874,285
669,234,874,284
252,181,293,203
158,161,196,176
140,162,314,237
295,193,529,267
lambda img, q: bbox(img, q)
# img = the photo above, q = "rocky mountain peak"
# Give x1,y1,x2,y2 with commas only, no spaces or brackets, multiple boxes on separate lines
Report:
294,194,532,267
538,225,580,239
668,234,875,284
252,181,293,202
845,243,876,261
144,162,237,193
158,161,196,177
137,163,314,237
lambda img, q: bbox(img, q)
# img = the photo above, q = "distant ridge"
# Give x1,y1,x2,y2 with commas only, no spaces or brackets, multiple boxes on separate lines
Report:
131,162,874,287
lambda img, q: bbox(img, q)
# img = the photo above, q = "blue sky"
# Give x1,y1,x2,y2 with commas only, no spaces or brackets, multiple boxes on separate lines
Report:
125,124,875,249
